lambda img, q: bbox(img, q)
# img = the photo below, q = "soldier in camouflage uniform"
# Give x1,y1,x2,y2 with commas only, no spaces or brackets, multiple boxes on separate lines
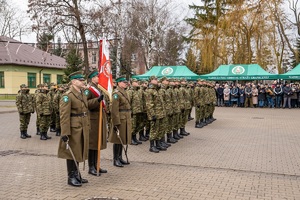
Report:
36,83,52,140
145,76,167,153
171,80,183,140
158,77,174,146
34,84,43,135
194,79,205,128
53,84,65,136
188,81,195,121
49,83,57,132
178,78,190,136
16,84,34,139
165,79,177,143
140,80,149,141
127,78,143,145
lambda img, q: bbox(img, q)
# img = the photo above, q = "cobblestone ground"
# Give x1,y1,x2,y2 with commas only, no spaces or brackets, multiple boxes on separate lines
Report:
0,101,300,200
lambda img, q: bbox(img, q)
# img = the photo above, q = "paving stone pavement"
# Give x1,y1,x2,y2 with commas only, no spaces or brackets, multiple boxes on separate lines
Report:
0,101,300,200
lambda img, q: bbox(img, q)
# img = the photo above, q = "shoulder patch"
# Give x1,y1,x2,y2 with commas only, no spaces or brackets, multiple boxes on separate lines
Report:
84,89,90,96
113,94,118,99
62,96,69,103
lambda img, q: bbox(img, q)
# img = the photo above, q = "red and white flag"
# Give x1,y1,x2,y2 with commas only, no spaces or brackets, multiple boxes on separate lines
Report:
98,39,113,101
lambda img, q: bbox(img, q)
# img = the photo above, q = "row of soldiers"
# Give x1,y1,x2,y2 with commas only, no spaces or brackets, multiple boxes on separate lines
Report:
125,76,217,153
16,83,67,140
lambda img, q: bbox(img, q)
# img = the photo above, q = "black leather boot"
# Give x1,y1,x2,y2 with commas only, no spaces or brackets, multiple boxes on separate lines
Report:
156,140,167,151
75,162,88,183
179,128,188,136
40,132,47,140
167,133,176,143
196,120,204,128
50,124,56,132
44,132,52,139
145,129,150,140
20,131,27,139
118,144,130,165
36,127,40,135
173,130,180,140
24,130,31,138
149,140,159,153
202,119,207,126
93,150,107,173
66,159,82,187
88,150,98,176
113,144,123,167
56,129,61,136
183,127,190,135
133,134,142,144
139,130,147,141
161,136,171,148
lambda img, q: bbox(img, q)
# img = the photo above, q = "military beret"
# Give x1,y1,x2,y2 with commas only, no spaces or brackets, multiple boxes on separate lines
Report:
131,78,138,82
180,78,186,82
20,84,28,88
87,69,99,79
160,77,168,82
116,75,128,83
69,71,85,81
149,75,158,81
43,83,48,87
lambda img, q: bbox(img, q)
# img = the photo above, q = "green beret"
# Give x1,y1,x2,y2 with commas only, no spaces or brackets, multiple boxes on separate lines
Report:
69,71,85,81
116,76,128,83
87,69,99,79
20,84,28,88
131,78,138,82
180,78,186,82
160,77,168,82
149,75,158,81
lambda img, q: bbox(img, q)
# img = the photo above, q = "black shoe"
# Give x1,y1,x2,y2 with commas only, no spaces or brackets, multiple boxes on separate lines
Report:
113,144,124,167
56,129,61,136
20,131,27,139
50,125,56,132
167,133,176,143
156,140,167,151
88,166,98,176
113,159,124,167
45,132,52,139
173,130,180,140
36,128,40,135
130,138,138,145
180,128,188,136
24,130,31,138
40,132,47,140
118,144,130,165
66,160,82,187
68,177,82,187
139,130,147,141
149,140,159,153
133,134,142,144
100,168,107,173
183,127,190,135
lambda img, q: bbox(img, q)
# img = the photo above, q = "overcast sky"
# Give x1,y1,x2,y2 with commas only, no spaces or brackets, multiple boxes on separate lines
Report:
10,0,199,42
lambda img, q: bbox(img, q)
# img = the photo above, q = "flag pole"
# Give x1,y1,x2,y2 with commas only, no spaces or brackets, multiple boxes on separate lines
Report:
96,100,103,177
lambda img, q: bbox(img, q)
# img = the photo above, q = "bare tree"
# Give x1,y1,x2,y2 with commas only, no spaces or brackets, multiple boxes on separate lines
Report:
28,0,94,74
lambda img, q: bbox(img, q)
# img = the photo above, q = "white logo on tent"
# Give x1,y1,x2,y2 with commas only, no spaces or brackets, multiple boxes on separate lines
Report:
161,67,174,75
232,66,245,75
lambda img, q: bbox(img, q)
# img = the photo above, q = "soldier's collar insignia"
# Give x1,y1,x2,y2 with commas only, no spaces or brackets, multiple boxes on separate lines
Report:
113,94,118,99
62,96,69,103
84,89,90,96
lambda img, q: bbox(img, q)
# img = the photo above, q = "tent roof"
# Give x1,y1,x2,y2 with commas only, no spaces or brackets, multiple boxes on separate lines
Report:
132,66,199,80
278,64,300,80
199,64,278,80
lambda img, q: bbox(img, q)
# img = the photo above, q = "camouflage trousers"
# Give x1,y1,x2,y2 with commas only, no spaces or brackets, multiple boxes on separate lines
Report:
50,112,56,127
39,115,51,133
159,117,168,138
36,113,40,128
55,112,60,130
142,113,150,131
179,110,189,128
149,118,164,140
19,113,31,131
172,113,180,130
167,115,173,133
195,106,205,121
131,113,144,135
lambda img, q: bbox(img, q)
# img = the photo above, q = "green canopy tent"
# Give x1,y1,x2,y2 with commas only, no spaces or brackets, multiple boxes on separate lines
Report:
278,64,300,80
199,64,278,80
132,66,200,80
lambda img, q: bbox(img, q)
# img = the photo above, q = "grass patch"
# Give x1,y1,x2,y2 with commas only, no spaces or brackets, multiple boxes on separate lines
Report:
0,95,16,100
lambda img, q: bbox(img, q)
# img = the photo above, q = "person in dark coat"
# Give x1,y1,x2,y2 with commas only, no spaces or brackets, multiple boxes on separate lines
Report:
283,83,293,109
258,84,266,108
57,71,90,187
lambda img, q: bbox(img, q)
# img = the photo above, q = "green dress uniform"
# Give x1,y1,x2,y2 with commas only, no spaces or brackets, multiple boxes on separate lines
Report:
109,83,132,167
86,78,108,175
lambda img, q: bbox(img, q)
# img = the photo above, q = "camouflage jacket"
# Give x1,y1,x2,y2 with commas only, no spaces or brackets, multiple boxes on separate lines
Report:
127,86,143,114
15,91,34,114
145,84,166,120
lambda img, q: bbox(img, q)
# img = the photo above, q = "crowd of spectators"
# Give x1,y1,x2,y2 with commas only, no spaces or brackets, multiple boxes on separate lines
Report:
215,81,300,109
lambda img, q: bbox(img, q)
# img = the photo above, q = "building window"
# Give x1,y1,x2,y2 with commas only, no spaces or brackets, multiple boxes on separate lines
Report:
28,73,36,88
43,74,51,84
57,75,63,84
0,72,4,88
92,52,97,64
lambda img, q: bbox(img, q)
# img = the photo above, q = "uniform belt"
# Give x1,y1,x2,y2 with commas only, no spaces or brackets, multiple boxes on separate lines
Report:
119,109,131,112
70,112,88,117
